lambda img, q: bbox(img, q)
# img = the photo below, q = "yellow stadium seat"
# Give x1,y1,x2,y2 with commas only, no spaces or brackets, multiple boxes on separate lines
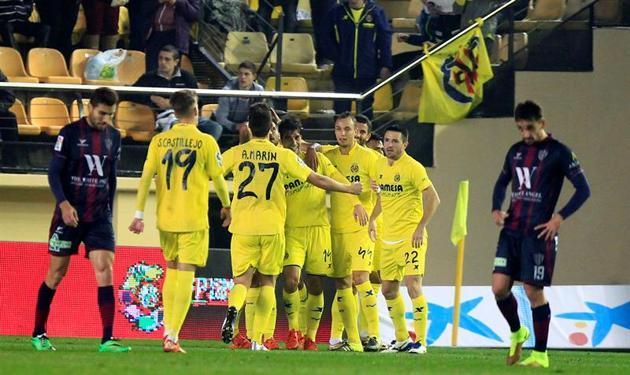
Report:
265,76,309,117
201,104,218,118
70,49,123,85
9,99,41,136
0,47,39,83
392,0,423,29
392,33,423,56
392,80,423,121
27,48,82,84
117,50,146,85
351,82,394,115
115,101,155,142
224,31,270,72
270,33,318,74
526,0,566,20
29,97,72,136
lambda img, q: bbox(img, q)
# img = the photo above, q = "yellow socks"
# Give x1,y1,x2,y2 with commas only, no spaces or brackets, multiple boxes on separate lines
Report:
337,287,360,345
228,283,247,311
330,291,344,342
372,283,381,297
356,281,379,338
282,289,301,331
161,267,178,338
411,295,428,345
245,287,260,339
263,297,277,339
298,284,308,334
169,270,195,340
305,292,324,341
252,286,274,343
386,293,409,342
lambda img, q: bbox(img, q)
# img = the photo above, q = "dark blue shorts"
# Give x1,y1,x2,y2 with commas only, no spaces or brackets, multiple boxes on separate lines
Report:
492,229,558,286
48,213,115,257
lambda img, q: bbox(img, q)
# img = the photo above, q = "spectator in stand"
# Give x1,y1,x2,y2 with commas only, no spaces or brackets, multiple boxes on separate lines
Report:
131,45,222,140
81,0,121,50
0,68,18,170
139,0,200,72
35,0,80,59
257,0,297,41
0,0,50,49
309,0,336,67
321,0,392,119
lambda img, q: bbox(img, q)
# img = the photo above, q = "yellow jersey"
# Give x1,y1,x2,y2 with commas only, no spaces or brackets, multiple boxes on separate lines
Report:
324,143,378,233
285,151,350,228
135,123,229,232
223,138,312,235
376,152,432,241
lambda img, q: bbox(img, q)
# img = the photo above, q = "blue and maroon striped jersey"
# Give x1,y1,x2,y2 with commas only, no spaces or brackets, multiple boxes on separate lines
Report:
48,118,121,222
492,135,590,234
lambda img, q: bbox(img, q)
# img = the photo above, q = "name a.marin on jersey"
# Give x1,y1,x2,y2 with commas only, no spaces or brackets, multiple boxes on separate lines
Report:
241,150,278,161
157,138,204,149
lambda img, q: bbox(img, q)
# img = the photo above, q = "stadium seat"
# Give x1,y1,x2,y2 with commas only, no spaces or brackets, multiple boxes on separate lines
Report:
269,33,319,74
9,99,41,136
392,80,422,121
224,31,271,73
117,50,146,85
201,104,218,118
70,49,122,85
27,48,82,84
115,101,155,142
594,0,623,24
351,82,394,115
265,77,309,117
526,0,567,20
564,0,590,20
0,47,39,83
29,97,72,136
392,33,422,56
180,54,194,74
499,32,529,69
392,0,422,29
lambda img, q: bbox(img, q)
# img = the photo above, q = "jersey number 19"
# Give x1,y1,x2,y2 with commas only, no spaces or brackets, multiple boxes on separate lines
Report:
162,148,197,190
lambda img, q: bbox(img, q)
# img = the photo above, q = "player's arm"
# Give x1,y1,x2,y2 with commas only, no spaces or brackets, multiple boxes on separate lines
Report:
307,172,362,195
413,184,440,248
369,193,382,242
48,130,78,227
221,148,235,176
206,141,232,228
108,135,121,216
491,151,512,226
129,140,158,234
535,147,591,241
322,154,367,224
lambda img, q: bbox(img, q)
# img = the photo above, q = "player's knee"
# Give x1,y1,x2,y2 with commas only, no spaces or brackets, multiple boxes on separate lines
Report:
305,276,323,295
46,268,67,288
284,277,299,293
334,277,352,289
352,272,369,285
492,283,510,299
369,271,381,284
382,287,398,300
523,284,544,304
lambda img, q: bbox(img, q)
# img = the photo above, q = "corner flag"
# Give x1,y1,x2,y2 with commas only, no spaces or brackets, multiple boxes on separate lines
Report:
450,180,469,246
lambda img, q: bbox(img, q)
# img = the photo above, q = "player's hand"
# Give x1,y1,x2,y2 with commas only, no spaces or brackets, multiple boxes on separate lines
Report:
370,179,381,193
305,146,319,171
349,182,363,195
492,210,509,226
412,225,425,249
534,213,563,241
353,204,368,226
128,218,144,234
220,207,231,228
379,67,392,80
368,219,378,242
59,200,79,227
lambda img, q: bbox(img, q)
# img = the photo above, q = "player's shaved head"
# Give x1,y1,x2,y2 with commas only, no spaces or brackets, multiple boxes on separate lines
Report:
170,89,198,118
249,102,273,137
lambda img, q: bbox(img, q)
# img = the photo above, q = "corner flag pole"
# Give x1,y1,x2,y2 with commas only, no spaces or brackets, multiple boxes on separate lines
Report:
450,180,469,346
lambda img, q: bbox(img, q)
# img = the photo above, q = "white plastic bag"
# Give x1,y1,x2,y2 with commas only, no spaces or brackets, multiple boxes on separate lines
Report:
85,49,127,81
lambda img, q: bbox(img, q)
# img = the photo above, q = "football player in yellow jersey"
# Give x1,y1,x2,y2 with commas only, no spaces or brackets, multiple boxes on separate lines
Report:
313,112,379,352
355,114,386,346
129,90,231,353
220,103,362,351
278,116,363,351
369,125,440,354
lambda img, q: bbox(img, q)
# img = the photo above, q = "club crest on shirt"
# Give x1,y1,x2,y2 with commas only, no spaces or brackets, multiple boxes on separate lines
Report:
350,163,359,173
365,14,373,23
394,173,401,182
538,149,548,161
514,152,522,160
77,139,88,147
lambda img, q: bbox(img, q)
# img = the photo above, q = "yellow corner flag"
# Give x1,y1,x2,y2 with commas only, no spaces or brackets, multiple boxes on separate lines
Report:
450,180,469,246
419,26,494,124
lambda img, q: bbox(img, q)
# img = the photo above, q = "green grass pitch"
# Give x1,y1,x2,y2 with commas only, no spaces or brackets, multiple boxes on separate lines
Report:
1,336,628,374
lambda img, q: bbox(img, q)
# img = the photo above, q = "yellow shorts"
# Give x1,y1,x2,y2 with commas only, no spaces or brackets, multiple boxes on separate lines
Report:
231,233,285,277
330,230,374,278
284,226,332,276
380,235,427,282
159,229,209,267
373,238,382,273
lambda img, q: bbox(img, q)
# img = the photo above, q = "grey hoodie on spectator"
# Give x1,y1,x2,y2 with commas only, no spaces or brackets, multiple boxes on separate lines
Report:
215,77,264,131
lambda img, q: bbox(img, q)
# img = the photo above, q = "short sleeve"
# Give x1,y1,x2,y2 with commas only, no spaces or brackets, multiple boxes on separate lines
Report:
413,162,432,191
221,147,235,175
283,149,312,181
205,136,224,178
52,127,70,159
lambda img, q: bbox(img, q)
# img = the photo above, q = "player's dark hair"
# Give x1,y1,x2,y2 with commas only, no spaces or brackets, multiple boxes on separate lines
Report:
384,124,409,142
90,87,118,107
159,44,180,61
334,111,355,125
514,100,543,121
278,115,302,138
170,89,197,117
238,60,256,73
249,102,272,137
355,114,372,132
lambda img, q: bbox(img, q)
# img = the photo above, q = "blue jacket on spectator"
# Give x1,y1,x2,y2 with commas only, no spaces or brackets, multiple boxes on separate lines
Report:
321,0,392,80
